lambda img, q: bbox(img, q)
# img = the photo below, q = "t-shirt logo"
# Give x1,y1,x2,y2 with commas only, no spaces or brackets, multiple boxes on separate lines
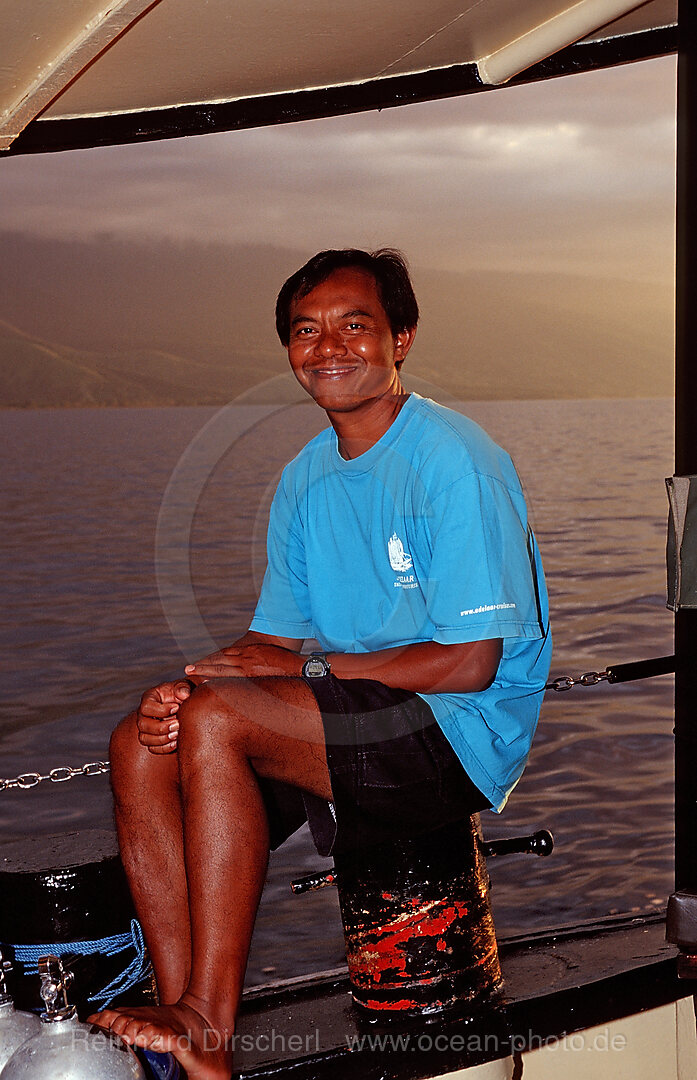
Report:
388,532,413,572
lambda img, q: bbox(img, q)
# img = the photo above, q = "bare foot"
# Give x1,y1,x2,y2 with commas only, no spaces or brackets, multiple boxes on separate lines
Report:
87,999,233,1080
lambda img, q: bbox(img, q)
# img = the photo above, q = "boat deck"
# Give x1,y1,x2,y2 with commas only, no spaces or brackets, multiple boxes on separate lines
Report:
234,914,690,1077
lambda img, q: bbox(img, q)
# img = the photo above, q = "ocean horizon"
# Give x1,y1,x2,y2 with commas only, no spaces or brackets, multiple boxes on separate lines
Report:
0,397,675,985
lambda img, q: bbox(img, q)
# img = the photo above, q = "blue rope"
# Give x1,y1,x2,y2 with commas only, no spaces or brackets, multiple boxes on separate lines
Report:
9,919,152,1010
87,920,152,1009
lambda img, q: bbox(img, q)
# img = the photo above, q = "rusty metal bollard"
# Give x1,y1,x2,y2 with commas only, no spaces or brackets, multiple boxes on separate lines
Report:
333,815,502,1019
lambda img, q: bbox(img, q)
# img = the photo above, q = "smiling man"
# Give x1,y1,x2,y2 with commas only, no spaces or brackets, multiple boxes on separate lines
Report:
90,249,551,1079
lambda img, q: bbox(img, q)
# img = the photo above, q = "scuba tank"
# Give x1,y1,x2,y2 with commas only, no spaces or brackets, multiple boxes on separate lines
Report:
0,952,41,1072
0,956,146,1080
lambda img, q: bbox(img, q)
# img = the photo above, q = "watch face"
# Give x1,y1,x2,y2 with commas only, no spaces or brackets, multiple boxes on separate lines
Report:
304,654,329,677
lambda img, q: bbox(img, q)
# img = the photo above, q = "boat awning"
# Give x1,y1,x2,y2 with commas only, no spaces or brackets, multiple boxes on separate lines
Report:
1,0,677,154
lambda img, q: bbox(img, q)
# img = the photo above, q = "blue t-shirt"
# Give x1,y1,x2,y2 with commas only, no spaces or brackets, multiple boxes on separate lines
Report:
250,394,551,811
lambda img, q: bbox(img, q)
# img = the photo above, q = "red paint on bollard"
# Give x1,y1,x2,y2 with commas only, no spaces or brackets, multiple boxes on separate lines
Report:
334,816,502,1018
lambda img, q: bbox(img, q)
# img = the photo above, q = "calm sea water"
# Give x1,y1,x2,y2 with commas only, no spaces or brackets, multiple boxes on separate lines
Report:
0,395,675,986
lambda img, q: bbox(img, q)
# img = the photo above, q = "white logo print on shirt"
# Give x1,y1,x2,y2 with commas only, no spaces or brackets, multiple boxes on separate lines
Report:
388,532,413,572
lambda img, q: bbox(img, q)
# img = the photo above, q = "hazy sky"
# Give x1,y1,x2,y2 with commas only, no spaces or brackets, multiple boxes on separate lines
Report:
0,54,675,281
0,52,676,404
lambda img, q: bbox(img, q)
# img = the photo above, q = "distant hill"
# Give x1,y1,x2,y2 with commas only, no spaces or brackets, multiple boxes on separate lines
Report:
0,319,284,407
0,232,673,406
413,267,674,400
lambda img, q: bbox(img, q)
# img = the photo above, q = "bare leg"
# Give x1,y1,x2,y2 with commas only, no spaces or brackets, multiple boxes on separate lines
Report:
109,713,191,1003
90,677,330,1080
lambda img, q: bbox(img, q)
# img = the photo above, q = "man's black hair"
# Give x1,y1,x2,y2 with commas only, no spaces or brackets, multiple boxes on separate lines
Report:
275,248,419,346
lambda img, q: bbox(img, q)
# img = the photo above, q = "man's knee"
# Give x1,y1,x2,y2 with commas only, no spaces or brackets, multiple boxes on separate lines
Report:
176,679,282,758
176,683,239,747
109,711,139,765
108,711,149,801
176,677,322,762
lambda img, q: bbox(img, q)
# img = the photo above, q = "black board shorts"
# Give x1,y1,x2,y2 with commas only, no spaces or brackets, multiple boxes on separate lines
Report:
258,675,491,857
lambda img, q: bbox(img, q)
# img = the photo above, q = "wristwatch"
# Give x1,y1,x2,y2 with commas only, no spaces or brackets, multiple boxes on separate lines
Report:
302,651,331,678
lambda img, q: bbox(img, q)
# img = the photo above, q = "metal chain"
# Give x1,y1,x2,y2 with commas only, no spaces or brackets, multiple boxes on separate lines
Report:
0,656,668,787
546,670,610,692
0,760,110,792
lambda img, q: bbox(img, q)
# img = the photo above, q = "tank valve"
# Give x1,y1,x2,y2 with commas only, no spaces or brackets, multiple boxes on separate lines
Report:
0,954,13,1007
0,954,148,1079
38,956,75,1024
0,950,42,1073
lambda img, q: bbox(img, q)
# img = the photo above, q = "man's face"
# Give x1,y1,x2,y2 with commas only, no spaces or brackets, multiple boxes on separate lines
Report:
286,267,414,413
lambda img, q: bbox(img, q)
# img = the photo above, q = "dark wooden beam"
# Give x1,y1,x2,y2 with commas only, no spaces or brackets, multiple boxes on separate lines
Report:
6,24,676,157
674,0,697,895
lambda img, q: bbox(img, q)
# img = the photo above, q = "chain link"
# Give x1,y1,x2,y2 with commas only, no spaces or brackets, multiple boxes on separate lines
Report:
546,670,610,692
0,760,110,792
0,658,660,786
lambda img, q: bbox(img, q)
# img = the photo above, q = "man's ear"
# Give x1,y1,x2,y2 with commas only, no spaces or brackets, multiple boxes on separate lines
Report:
394,325,417,370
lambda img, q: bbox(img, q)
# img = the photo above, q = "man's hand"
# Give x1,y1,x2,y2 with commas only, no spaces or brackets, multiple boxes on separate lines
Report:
184,643,303,681
136,680,192,755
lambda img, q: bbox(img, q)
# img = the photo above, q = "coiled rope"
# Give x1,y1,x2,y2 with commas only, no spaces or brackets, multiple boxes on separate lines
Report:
7,918,152,1010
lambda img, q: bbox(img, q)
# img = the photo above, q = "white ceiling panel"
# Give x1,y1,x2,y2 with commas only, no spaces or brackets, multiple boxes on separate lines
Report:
0,0,677,151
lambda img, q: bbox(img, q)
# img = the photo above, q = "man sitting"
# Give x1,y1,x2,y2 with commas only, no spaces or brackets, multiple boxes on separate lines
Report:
90,249,551,1079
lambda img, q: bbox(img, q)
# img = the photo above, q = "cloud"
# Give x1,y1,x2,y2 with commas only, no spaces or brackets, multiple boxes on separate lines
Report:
0,53,675,282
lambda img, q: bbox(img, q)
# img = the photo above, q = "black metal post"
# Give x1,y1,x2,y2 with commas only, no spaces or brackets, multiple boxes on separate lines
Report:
674,0,697,897
0,830,154,1013
333,818,502,1019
